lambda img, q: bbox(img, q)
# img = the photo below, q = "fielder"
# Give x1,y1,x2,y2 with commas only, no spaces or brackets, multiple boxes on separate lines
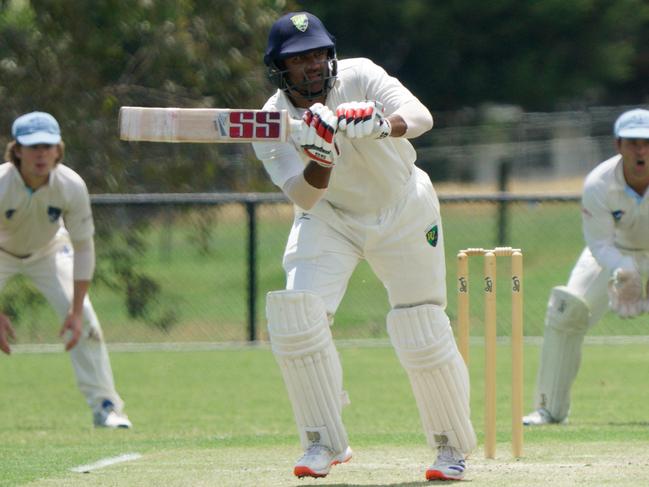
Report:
0,111,131,428
253,11,476,481
524,108,649,425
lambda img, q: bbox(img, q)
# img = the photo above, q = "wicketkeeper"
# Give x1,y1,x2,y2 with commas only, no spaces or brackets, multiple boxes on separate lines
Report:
0,111,131,428
524,108,649,426
253,11,476,481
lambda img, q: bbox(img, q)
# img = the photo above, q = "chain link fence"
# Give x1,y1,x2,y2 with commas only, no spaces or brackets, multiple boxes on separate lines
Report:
5,103,646,345
4,191,645,345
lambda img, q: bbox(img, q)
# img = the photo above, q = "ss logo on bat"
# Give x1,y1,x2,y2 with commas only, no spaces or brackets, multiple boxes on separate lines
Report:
214,111,282,139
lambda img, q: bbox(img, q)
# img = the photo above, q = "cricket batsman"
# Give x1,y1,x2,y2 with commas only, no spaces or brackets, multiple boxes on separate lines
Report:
252,11,476,481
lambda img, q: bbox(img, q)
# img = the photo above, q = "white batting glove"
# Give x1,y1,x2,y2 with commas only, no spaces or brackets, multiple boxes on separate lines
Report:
335,101,392,139
300,103,339,167
608,268,644,318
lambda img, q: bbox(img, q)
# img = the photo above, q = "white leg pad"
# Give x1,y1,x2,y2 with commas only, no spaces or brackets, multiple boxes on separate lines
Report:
266,290,349,454
387,305,477,454
535,286,590,421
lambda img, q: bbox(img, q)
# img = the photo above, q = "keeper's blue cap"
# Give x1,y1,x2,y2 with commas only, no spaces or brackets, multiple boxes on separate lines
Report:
12,111,61,146
614,108,649,139
264,12,335,66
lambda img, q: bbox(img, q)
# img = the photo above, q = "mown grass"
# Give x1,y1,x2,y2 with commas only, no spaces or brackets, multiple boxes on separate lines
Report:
2,341,649,486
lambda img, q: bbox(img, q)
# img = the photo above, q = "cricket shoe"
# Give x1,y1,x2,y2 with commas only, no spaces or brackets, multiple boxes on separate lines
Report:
293,444,352,478
522,408,565,426
426,445,467,481
93,400,132,429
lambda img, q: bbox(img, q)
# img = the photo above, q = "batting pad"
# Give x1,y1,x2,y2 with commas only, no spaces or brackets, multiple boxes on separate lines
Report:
534,286,590,421
387,304,477,453
266,291,349,454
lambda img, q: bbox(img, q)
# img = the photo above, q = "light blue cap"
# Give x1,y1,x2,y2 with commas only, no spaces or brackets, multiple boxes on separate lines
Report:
11,111,61,146
614,108,649,139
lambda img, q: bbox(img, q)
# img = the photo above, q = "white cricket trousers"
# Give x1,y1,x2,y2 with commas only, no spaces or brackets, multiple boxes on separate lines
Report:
0,232,124,414
283,167,447,312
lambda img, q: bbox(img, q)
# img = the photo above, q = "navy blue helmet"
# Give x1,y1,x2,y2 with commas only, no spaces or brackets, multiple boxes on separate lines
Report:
264,12,338,100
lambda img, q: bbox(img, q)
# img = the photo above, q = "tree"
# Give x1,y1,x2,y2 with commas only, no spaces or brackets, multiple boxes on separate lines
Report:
0,0,293,192
0,0,296,332
302,0,649,111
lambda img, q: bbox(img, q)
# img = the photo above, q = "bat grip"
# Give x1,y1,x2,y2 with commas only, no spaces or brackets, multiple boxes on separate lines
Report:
289,118,303,138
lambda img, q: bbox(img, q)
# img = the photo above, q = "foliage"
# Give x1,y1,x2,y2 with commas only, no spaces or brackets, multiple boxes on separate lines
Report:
0,275,47,325
0,0,648,193
301,0,649,111
0,0,293,192
93,207,180,332
0,0,294,330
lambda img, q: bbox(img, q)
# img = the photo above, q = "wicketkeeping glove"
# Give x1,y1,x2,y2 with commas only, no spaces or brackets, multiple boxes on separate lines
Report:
335,101,392,139
300,103,339,167
608,268,644,318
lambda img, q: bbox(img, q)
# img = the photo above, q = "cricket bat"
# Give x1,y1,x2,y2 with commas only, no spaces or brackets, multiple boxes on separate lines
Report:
119,106,303,143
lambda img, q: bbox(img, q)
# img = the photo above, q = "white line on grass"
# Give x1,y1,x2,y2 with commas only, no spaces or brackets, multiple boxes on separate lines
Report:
70,453,142,473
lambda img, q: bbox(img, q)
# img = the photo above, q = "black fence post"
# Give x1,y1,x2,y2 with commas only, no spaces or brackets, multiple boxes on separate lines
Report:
497,159,511,246
246,200,257,342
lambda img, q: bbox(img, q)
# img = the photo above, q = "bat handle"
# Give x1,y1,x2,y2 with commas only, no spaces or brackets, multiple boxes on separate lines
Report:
289,118,303,138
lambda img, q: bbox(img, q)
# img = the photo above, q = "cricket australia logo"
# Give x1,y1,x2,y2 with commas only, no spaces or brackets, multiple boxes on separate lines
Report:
291,13,309,32
425,223,439,247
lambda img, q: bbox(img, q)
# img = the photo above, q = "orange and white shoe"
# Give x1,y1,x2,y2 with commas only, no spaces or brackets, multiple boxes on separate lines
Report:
426,446,467,481
293,445,352,478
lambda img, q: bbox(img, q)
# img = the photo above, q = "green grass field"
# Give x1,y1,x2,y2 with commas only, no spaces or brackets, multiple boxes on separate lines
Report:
2,341,649,486
3,198,648,485
5,199,645,345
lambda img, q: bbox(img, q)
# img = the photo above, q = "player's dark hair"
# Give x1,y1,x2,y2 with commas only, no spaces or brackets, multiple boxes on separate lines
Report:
4,140,65,167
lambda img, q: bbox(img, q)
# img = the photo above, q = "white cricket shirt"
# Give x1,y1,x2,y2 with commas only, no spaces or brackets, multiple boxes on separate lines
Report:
0,162,94,256
253,57,424,216
581,155,649,271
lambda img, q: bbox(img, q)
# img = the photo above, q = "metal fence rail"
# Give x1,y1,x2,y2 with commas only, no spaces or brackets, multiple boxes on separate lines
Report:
11,191,621,345
84,192,581,342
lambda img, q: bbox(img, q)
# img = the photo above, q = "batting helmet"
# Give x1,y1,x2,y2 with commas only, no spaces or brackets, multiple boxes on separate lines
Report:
264,12,337,99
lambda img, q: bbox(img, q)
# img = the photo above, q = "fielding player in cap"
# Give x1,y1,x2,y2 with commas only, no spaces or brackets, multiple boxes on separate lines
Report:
253,11,476,481
0,111,131,428
524,108,649,426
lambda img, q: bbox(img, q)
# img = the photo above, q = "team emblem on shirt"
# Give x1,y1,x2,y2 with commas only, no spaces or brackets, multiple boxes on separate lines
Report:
47,206,62,223
5,209,15,220
611,210,625,221
290,13,309,32
425,224,439,247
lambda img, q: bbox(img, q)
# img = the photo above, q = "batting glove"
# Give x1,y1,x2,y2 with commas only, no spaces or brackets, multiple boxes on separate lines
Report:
335,101,392,139
300,103,339,168
608,268,644,318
